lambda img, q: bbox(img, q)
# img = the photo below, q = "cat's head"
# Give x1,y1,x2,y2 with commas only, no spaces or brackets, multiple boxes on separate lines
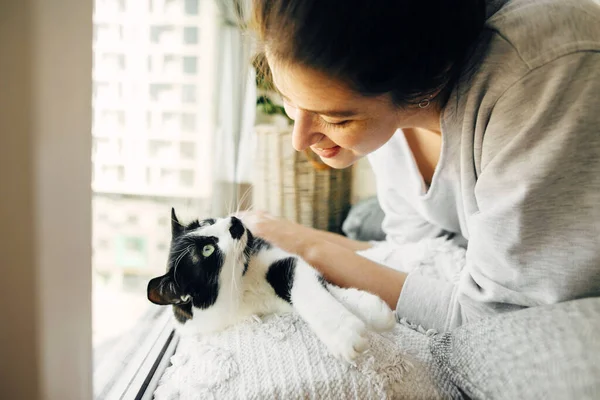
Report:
147,208,252,315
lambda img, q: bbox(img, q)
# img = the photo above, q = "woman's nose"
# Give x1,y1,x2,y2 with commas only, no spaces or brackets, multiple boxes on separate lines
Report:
291,109,321,151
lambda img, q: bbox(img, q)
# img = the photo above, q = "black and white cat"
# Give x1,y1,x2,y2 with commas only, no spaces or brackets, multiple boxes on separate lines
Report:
147,209,395,363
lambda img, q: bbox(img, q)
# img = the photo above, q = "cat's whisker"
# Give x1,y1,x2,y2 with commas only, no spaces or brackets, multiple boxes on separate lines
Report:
229,241,242,308
223,195,235,217
171,244,190,256
233,205,254,225
173,245,192,271
234,185,253,217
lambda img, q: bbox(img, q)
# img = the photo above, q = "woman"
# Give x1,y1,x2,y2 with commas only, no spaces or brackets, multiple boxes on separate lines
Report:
244,0,600,332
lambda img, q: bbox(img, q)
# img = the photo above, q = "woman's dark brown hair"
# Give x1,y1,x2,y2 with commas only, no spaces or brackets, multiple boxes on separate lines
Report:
249,0,486,107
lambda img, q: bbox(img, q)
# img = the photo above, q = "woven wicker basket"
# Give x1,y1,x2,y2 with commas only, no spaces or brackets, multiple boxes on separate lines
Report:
253,124,352,232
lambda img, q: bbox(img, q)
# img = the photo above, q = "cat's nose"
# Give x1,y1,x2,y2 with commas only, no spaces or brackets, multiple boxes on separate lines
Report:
229,216,245,240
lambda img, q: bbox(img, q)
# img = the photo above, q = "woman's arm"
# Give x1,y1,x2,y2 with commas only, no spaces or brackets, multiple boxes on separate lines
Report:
307,228,372,252
242,212,404,307
302,240,406,309
242,211,372,252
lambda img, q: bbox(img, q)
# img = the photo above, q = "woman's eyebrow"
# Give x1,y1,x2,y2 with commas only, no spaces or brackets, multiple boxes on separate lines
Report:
278,92,360,118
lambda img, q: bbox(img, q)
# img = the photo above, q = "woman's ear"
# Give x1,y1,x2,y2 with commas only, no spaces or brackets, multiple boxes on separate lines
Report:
147,273,187,305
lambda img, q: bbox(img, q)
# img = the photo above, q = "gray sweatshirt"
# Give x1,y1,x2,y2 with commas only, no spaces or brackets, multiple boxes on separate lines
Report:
363,0,600,332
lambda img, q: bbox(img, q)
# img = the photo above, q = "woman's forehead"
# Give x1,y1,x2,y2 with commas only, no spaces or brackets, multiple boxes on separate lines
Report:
267,54,390,116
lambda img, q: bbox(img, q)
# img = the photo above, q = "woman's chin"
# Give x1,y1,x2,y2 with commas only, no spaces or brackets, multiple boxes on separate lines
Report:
319,151,360,169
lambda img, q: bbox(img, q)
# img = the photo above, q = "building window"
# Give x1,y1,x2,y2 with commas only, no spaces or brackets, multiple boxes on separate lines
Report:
126,214,139,225
184,0,199,15
181,113,196,132
115,235,147,268
180,142,195,160
149,140,171,159
179,170,195,187
181,84,196,104
183,27,198,45
182,56,197,75
150,25,175,45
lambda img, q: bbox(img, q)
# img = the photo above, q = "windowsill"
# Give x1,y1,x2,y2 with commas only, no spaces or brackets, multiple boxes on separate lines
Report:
94,307,177,399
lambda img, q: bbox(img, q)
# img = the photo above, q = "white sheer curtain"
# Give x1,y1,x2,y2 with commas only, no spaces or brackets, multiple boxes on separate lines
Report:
211,0,257,216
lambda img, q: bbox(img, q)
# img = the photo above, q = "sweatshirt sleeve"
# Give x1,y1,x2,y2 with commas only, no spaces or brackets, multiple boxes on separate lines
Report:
396,51,600,332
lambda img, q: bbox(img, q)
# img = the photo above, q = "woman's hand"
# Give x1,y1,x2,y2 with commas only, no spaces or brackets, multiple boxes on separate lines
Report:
241,211,373,257
241,211,318,257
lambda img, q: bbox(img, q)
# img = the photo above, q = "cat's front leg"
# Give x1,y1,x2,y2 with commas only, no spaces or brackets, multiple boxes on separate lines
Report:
290,259,369,364
326,286,396,332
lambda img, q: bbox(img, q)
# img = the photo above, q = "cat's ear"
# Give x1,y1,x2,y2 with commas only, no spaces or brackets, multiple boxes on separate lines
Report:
171,207,184,238
147,274,187,305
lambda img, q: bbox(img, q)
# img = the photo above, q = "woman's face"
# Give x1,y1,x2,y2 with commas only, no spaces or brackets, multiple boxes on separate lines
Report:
268,56,436,169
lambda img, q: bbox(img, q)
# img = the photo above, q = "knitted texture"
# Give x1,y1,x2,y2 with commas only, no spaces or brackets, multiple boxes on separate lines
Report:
430,297,600,400
154,313,462,399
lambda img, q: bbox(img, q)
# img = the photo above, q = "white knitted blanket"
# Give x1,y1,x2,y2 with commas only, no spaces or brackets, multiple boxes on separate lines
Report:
154,238,465,399
154,315,460,399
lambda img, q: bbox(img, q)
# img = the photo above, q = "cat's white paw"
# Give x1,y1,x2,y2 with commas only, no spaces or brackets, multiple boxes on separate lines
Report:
358,292,396,332
319,315,369,364
330,287,396,332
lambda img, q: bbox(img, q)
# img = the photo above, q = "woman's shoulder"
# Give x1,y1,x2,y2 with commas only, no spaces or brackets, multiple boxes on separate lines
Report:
441,0,600,182
485,0,600,70
445,0,600,132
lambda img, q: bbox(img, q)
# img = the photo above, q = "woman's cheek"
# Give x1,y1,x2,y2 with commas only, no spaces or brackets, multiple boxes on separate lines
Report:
357,123,398,153
333,126,382,153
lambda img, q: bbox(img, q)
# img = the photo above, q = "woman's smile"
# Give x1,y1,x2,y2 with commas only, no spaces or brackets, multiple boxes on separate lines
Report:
311,145,341,158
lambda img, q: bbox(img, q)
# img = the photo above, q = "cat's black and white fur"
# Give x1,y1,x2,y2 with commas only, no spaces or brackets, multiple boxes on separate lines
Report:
147,209,395,363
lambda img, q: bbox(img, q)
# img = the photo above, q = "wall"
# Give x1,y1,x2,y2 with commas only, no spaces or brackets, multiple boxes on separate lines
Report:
0,1,93,399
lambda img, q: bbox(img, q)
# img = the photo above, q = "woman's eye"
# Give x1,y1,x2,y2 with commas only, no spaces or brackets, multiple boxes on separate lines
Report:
202,244,215,257
321,118,351,128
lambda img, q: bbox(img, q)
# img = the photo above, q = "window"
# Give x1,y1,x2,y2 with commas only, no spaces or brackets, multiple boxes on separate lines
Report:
94,24,124,43
150,25,176,45
149,140,172,159
91,0,221,397
185,0,199,15
183,56,198,74
181,84,197,104
126,214,139,225
183,26,199,45
161,111,180,131
181,113,197,132
179,169,195,187
116,235,147,268
94,52,125,74
180,142,196,160
6,0,256,395
150,84,176,104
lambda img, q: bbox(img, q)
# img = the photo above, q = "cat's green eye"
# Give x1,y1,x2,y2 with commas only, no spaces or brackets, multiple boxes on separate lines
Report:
202,244,215,257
